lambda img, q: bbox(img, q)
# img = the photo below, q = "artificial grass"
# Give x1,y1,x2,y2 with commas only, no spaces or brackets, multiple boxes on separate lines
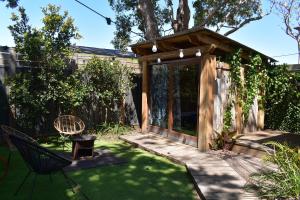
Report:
0,138,196,200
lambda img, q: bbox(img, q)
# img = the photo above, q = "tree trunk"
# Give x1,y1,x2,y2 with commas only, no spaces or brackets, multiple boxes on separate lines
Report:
173,0,190,32
137,0,160,40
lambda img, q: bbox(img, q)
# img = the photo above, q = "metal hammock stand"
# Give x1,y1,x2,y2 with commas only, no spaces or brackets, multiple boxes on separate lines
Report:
9,134,89,200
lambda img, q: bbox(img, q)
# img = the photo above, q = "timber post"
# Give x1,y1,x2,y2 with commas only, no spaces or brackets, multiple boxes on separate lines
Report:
141,61,149,133
198,54,216,151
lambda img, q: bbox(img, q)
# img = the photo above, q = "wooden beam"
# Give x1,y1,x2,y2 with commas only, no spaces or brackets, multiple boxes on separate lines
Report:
157,41,178,51
235,67,244,135
195,34,233,53
168,66,174,132
187,35,202,46
195,34,256,60
198,54,216,151
141,61,149,133
139,45,215,62
257,89,265,130
257,109,265,130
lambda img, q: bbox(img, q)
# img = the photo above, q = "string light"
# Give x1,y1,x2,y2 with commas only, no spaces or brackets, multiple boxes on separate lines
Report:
196,49,201,57
157,58,161,63
179,49,184,58
152,42,158,53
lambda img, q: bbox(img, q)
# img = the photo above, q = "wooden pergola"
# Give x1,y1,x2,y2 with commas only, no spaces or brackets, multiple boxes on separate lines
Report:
131,27,275,151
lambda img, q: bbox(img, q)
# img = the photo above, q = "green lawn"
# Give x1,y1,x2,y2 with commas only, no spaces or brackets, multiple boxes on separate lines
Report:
0,138,196,200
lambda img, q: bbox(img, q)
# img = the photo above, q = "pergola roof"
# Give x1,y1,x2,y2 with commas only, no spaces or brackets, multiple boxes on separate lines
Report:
131,27,276,62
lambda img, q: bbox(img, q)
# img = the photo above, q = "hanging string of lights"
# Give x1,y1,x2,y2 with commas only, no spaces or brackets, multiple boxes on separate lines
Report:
74,0,143,38
74,0,112,25
152,42,202,64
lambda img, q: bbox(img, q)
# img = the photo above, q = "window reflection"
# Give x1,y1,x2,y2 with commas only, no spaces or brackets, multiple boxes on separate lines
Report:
173,64,199,136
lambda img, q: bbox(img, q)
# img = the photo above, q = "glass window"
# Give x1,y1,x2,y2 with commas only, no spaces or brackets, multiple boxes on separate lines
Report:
149,64,168,128
173,64,199,136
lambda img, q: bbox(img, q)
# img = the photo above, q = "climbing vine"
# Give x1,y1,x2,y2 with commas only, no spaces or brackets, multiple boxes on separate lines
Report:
243,54,264,122
229,49,244,105
227,49,267,129
223,101,233,133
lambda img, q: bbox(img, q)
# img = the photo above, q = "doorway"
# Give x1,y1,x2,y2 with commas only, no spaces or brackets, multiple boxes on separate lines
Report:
148,58,201,146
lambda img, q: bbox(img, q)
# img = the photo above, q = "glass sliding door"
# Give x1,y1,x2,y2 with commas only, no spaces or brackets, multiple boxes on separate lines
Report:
173,64,199,136
148,61,199,139
149,64,168,128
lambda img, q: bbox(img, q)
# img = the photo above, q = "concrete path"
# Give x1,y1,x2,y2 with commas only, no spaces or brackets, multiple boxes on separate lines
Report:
120,133,258,200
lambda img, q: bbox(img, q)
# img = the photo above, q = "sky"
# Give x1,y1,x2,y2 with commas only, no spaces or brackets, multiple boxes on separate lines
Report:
0,0,298,64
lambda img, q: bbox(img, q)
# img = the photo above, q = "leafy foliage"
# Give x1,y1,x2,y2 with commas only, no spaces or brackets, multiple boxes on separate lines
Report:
96,122,132,135
6,5,81,130
265,64,300,134
80,57,133,109
243,54,265,122
211,129,242,150
76,57,134,127
0,0,19,8
223,101,233,133
250,142,300,199
108,0,168,51
228,50,267,126
108,0,266,50
229,49,244,104
193,0,263,34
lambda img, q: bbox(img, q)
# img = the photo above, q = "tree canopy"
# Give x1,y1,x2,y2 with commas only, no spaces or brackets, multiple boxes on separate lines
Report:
1,0,19,8
7,4,134,130
108,0,269,51
7,4,82,130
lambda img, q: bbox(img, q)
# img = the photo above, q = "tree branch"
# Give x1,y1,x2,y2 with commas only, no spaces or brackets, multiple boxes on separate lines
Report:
224,13,270,36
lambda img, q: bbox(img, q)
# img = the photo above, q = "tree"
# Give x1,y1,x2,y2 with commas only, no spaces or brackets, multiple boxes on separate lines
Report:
77,57,134,126
193,0,271,36
108,0,268,50
271,0,300,63
1,0,19,8
7,5,82,130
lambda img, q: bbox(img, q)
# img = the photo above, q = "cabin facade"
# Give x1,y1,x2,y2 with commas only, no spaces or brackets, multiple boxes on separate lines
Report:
131,27,275,151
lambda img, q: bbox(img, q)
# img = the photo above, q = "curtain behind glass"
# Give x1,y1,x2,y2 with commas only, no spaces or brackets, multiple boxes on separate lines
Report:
149,64,168,128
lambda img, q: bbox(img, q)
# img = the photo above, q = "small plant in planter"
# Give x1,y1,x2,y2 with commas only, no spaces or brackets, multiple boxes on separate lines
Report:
210,102,242,151
211,130,241,151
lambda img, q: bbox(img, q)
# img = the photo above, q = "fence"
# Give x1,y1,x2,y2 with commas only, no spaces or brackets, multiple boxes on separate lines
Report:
0,48,142,134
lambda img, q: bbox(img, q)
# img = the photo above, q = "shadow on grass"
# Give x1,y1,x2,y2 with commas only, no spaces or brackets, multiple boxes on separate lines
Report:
0,138,196,200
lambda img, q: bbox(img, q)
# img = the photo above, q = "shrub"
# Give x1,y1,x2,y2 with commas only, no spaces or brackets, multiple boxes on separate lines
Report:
97,122,132,135
250,142,300,199
265,64,300,134
6,6,134,132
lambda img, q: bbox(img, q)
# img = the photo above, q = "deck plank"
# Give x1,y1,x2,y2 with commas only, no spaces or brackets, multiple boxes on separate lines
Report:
120,133,259,200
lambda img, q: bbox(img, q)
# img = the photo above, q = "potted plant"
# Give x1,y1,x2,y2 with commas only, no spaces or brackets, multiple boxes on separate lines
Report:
211,130,242,151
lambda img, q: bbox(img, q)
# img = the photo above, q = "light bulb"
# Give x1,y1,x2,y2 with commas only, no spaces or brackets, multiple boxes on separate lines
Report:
179,49,184,58
196,49,201,57
152,44,157,52
157,58,161,63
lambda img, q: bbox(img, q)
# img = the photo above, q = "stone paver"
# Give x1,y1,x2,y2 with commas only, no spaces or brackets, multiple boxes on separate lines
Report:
120,133,258,200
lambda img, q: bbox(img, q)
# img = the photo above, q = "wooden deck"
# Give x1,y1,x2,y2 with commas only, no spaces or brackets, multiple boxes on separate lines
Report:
120,133,260,200
232,130,300,158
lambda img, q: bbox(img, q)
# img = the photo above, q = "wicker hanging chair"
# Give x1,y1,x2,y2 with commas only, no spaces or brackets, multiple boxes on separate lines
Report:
54,115,85,136
53,115,85,150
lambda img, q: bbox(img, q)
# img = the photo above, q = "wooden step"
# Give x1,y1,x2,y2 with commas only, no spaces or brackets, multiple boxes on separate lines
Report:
232,140,273,158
